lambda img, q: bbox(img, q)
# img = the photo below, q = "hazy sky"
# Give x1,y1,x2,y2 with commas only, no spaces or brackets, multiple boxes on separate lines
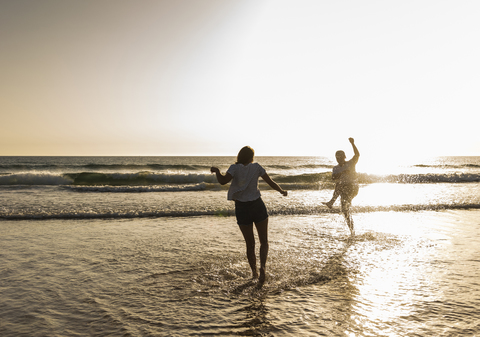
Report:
1,0,479,157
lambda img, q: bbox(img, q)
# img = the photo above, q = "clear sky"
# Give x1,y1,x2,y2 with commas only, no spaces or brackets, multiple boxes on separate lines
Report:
1,0,479,158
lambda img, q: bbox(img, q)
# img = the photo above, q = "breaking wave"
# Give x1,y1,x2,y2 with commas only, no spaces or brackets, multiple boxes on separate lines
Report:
1,202,479,221
1,171,480,189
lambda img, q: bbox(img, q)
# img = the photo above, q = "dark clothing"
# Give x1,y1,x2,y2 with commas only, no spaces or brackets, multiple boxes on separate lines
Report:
338,182,359,201
234,197,268,226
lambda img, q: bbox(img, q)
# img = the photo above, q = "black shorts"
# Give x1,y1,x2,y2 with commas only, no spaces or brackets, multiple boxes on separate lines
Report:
339,183,359,201
234,198,269,226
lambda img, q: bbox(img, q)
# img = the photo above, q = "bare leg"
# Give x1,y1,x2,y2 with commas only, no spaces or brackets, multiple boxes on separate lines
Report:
345,213,355,236
341,198,355,236
254,218,269,284
323,184,340,209
238,224,258,279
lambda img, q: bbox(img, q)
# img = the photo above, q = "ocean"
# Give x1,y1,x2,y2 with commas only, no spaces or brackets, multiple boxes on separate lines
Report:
0,156,479,336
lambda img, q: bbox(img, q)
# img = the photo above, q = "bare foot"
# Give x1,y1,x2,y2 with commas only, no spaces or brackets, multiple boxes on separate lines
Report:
348,223,355,236
258,268,266,285
322,201,333,209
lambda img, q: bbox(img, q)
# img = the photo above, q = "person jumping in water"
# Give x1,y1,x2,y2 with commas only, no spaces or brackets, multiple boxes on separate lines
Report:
211,146,288,284
323,138,360,235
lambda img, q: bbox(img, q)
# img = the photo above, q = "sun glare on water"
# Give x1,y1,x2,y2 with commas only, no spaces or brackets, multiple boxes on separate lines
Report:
348,212,441,334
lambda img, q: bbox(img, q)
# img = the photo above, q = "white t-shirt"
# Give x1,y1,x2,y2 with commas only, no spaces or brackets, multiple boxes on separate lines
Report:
226,163,266,202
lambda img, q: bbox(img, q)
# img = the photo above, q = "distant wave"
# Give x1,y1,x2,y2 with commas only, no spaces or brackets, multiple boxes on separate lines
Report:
0,163,213,173
2,162,478,172
0,173,73,185
1,171,480,188
64,184,213,193
0,163,334,173
366,173,480,184
265,164,334,170
1,203,479,221
0,172,218,186
414,163,480,169
82,164,211,171
65,172,219,186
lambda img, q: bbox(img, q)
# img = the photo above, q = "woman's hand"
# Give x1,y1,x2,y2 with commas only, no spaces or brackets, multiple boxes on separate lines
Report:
211,168,233,185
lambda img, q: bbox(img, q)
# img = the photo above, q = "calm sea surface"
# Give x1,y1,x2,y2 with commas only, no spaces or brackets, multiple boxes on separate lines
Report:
1,156,479,336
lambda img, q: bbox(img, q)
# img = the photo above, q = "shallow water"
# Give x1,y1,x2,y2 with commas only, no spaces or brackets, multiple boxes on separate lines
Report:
1,210,479,336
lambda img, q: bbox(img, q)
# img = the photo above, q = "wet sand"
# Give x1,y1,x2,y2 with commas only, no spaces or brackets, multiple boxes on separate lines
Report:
1,210,479,336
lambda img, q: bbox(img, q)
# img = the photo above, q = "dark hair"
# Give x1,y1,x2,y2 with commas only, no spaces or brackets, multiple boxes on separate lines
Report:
236,146,255,165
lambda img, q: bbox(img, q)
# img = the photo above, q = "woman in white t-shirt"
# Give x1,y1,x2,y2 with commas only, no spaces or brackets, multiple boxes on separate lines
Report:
211,146,287,284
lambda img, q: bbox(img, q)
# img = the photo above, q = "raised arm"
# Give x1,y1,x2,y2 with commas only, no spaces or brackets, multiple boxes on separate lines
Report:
210,167,233,185
349,137,360,163
261,173,288,196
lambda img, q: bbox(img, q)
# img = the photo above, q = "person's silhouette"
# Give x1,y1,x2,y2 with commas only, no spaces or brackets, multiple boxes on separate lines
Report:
323,138,360,235
211,146,287,284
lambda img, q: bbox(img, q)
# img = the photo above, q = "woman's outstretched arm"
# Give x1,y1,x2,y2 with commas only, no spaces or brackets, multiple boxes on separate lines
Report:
210,167,233,185
261,173,288,196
